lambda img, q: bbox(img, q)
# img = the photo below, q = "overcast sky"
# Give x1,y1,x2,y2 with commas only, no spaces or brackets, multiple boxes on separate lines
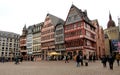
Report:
0,0,120,34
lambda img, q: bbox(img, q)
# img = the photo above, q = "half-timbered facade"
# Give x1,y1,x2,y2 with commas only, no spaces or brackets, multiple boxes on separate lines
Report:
20,25,27,60
41,13,64,60
64,5,96,58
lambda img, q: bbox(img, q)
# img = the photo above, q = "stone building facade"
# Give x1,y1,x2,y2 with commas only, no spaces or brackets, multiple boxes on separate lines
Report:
0,31,20,60
104,13,119,55
92,20,105,58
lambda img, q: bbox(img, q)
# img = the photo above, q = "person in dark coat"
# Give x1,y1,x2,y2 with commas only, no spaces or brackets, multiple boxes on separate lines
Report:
108,55,115,70
80,55,83,66
31,56,34,61
89,55,92,62
65,55,69,63
20,56,23,63
15,56,19,64
1,57,5,63
76,54,81,67
101,55,107,67
93,55,96,62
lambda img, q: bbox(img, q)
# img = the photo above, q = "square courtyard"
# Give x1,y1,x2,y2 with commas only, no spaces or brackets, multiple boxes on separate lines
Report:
0,60,120,75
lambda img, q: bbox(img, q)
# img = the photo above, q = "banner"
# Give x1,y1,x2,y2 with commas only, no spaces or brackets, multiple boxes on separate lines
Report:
111,40,118,52
118,42,120,54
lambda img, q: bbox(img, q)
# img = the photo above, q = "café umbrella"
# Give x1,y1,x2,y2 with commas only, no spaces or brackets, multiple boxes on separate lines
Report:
48,52,61,56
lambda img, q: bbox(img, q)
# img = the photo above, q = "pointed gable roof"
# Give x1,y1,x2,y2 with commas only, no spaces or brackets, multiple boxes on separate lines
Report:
65,4,91,25
23,24,27,31
46,13,64,26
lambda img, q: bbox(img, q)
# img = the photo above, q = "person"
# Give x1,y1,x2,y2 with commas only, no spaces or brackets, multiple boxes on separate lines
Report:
20,56,23,63
1,56,5,63
65,55,69,63
89,55,92,62
84,55,88,66
80,55,83,66
31,56,34,61
108,55,115,70
76,54,81,67
101,55,107,68
93,54,96,62
15,56,19,64
116,53,120,66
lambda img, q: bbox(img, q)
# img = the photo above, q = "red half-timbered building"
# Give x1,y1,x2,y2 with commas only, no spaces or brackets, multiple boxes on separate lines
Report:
64,5,96,57
20,25,27,60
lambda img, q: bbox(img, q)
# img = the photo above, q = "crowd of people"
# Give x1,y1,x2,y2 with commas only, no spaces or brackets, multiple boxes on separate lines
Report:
64,54,97,67
14,56,35,64
75,54,96,67
64,53,120,70
0,55,35,65
0,53,120,70
101,53,120,70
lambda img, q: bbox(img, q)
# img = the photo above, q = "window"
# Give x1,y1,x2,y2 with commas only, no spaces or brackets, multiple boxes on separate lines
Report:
87,40,91,46
56,29,63,35
91,34,95,39
67,17,71,22
85,24,90,29
86,30,90,37
2,52,4,55
10,38,12,42
56,36,63,42
78,30,82,35
2,47,4,50
78,23,81,27
56,25,62,29
74,15,78,20
74,24,77,28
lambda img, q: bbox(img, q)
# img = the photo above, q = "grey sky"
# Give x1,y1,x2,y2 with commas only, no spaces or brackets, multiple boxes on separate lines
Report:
0,0,120,34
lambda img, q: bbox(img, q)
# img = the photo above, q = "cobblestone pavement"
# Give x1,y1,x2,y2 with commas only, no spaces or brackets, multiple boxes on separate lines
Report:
0,60,120,75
